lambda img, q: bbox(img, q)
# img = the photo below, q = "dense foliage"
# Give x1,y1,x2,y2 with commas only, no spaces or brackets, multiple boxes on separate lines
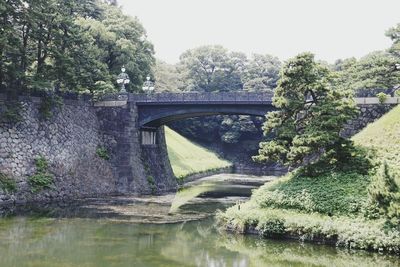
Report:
0,0,154,94
253,53,359,176
333,51,400,94
166,45,281,92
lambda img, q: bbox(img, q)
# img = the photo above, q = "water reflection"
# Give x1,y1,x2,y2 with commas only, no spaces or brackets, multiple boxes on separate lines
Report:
0,174,398,267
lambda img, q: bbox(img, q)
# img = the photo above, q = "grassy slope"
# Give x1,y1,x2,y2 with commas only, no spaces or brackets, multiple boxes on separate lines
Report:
219,105,400,253
353,105,400,179
165,127,231,179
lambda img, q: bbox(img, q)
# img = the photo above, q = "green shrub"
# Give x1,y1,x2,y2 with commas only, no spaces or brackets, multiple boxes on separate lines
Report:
299,142,376,177
376,92,389,104
0,101,23,124
39,95,63,119
256,217,286,238
96,147,110,160
0,172,17,193
365,162,400,227
28,156,54,193
147,175,156,194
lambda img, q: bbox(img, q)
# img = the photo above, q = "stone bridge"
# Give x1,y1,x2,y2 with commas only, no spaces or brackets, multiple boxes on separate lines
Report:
130,91,275,128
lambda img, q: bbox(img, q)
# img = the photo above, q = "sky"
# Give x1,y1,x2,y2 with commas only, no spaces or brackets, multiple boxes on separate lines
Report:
118,0,400,64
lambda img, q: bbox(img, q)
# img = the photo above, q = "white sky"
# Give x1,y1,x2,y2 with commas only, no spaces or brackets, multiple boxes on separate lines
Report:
118,0,400,64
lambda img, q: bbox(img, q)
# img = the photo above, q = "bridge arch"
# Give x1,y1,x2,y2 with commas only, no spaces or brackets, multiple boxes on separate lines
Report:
137,103,274,128
129,92,275,128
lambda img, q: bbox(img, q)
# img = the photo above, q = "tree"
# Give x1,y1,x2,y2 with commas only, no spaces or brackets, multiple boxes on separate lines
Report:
77,2,154,92
0,0,23,91
243,54,281,91
334,51,400,93
253,53,358,176
178,45,245,92
153,59,183,92
386,23,400,58
0,0,154,94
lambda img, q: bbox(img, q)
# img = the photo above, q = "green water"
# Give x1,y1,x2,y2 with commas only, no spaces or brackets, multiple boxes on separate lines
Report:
0,174,398,267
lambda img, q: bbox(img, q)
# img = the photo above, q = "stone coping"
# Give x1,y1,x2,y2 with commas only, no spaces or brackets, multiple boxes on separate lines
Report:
354,97,400,104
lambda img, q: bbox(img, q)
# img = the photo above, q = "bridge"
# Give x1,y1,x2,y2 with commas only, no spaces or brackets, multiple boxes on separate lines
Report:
95,92,400,130
130,91,275,128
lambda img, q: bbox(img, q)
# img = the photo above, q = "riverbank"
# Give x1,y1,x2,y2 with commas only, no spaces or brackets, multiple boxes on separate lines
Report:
218,173,400,254
165,126,232,182
217,105,400,255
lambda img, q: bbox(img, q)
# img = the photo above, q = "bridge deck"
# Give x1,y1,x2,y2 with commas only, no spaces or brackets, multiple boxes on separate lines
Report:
128,91,274,104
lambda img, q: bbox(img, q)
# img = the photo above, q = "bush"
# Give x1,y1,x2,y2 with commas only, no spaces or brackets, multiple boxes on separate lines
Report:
376,92,389,104
38,95,63,119
256,217,286,238
28,156,54,193
0,101,23,124
0,172,17,193
365,162,400,227
96,147,110,160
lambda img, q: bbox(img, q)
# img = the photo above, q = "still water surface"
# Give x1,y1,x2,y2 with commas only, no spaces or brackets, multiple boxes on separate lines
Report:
0,174,398,267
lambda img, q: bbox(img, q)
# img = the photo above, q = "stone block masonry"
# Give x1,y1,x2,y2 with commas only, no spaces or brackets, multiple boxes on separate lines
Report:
341,104,395,138
0,95,177,207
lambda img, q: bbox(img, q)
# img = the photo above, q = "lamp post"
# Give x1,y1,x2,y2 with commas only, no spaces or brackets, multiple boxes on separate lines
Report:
142,75,155,93
117,66,130,93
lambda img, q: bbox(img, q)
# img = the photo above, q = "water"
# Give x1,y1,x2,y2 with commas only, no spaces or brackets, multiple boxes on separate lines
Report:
0,174,398,267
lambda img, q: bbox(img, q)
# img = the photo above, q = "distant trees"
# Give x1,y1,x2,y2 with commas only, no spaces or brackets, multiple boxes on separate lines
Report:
153,59,183,92
0,0,154,94
334,52,400,93
243,54,281,91
172,45,281,92
330,23,400,95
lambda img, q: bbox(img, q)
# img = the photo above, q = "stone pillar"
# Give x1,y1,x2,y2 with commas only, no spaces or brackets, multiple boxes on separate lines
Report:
140,126,177,193
96,102,177,195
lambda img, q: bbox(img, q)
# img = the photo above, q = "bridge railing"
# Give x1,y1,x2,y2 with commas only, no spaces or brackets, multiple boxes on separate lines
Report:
128,91,274,103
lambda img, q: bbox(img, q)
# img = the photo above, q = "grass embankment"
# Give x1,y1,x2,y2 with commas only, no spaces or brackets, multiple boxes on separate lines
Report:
165,127,232,182
218,105,400,254
353,105,400,179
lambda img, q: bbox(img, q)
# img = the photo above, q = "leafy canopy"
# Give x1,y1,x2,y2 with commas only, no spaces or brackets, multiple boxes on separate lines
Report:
254,53,359,176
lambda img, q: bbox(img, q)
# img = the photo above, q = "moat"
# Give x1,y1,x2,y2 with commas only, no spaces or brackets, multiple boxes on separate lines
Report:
0,174,398,267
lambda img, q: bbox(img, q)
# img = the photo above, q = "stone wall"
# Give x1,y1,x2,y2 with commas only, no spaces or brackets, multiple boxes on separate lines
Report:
341,104,395,138
0,96,117,206
0,95,177,207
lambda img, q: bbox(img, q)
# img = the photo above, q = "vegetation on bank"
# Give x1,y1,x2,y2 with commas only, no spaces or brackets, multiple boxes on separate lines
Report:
165,127,231,182
0,172,17,193
217,55,400,254
353,105,400,175
28,156,54,193
218,106,400,253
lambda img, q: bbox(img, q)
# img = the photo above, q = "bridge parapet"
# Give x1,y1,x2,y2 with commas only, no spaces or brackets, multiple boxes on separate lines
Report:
128,91,273,104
